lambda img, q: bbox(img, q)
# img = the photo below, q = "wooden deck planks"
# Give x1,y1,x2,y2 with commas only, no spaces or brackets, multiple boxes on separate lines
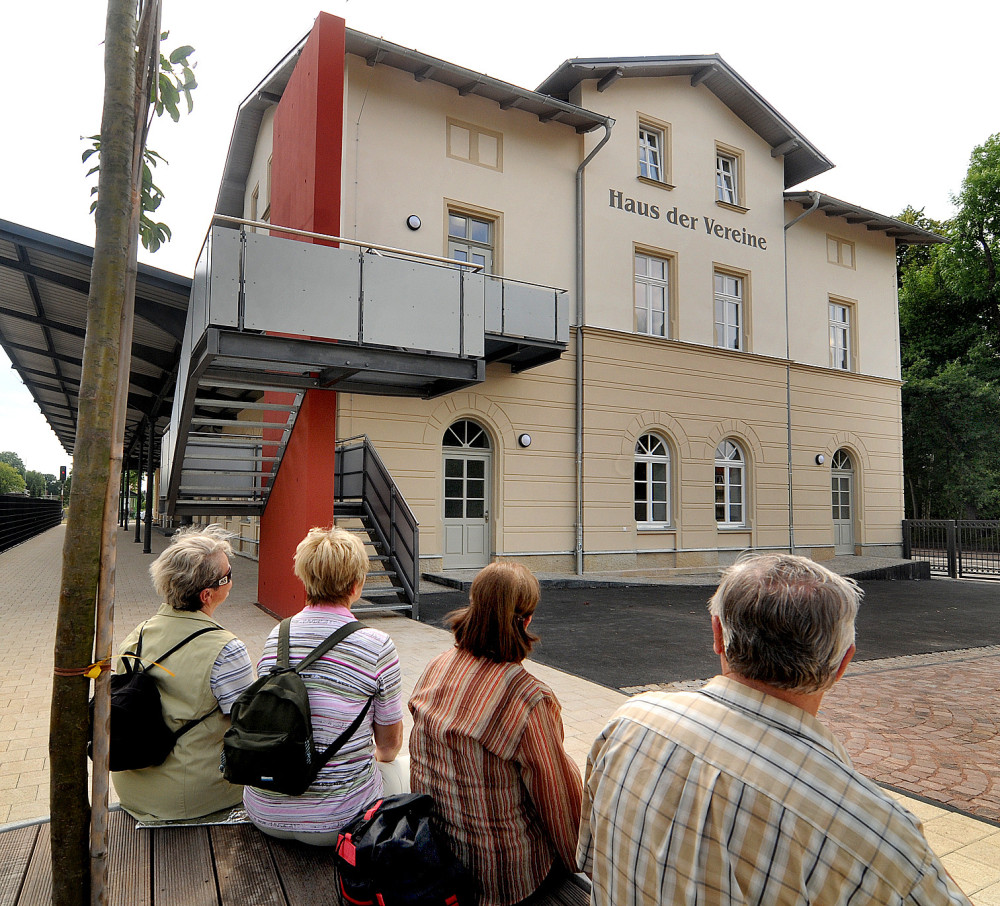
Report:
15,823,50,906
211,824,287,906
265,837,342,906
0,825,38,906
153,827,217,906
106,809,151,906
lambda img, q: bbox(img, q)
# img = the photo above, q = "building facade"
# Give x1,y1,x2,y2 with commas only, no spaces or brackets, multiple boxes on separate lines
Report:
207,14,937,580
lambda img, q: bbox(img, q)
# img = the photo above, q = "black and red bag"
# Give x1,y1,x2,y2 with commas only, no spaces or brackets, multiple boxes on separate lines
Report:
334,793,476,906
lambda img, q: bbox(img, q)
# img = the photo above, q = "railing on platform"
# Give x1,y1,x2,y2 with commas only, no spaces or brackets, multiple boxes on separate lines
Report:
0,495,63,553
334,435,419,614
903,519,1000,579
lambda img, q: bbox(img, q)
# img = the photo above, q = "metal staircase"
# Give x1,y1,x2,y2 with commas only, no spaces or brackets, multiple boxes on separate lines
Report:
333,436,419,618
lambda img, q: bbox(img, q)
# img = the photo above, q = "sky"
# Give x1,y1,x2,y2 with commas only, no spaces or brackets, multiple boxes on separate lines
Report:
2,0,997,476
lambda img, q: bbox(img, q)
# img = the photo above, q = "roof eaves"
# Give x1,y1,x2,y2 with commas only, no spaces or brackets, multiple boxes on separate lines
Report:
783,192,946,245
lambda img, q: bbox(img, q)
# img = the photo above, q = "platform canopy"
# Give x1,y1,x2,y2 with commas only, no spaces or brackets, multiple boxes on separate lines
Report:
0,218,191,467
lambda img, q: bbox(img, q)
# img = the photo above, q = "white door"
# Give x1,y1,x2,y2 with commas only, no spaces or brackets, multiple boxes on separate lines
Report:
442,421,491,569
832,449,855,555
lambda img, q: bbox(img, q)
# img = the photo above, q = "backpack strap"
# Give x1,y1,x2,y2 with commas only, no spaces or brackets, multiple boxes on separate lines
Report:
151,625,224,673
313,695,374,774
295,621,367,674
171,704,221,745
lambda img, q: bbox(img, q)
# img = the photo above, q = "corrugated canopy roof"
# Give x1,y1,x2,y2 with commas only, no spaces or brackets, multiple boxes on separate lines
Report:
536,55,833,189
783,192,945,244
0,219,191,465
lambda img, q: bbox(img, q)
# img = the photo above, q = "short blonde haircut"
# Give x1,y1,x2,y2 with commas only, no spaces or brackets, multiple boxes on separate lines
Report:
293,526,370,605
149,524,233,611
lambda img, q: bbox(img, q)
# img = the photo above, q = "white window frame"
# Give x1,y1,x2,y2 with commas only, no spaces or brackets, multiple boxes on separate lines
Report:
639,125,663,182
634,433,671,527
447,209,495,273
715,440,746,527
829,299,854,371
716,151,739,205
635,251,671,337
714,271,744,351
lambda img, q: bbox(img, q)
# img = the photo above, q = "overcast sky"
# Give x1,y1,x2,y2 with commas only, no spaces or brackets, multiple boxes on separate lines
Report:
2,0,996,476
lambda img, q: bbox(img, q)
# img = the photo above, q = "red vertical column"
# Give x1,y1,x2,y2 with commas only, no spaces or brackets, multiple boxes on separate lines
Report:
257,12,346,616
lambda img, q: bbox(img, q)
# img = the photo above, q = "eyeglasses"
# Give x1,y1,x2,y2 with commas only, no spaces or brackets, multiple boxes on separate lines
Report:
208,566,232,589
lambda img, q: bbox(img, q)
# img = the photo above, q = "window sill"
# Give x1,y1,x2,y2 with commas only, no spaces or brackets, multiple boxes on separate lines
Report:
637,524,674,533
717,525,750,532
715,200,750,214
638,176,675,192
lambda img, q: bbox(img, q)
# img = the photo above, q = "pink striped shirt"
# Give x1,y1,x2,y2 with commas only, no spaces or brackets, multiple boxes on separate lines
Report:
408,647,582,906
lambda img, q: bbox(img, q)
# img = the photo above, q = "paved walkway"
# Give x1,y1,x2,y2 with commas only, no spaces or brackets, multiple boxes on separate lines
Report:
3,526,1000,904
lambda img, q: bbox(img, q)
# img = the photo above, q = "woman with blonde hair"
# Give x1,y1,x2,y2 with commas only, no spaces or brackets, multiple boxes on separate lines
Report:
409,561,582,906
244,526,405,844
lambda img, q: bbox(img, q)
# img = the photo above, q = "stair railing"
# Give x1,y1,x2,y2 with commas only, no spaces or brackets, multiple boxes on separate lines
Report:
334,435,419,616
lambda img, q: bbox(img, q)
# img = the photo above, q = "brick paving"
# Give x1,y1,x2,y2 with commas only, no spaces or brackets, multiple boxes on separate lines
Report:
5,525,1000,902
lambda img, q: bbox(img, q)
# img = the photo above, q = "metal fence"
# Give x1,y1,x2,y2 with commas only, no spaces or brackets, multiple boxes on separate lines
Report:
0,495,63,553
902,519,1000,578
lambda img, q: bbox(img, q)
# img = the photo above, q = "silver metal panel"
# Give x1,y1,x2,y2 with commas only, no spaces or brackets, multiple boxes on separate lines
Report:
159,426,173,495
461,272,485,358
500,282,558,341
190,241,209,336
556,292,569,343
182,441,260,494
362,256,463,355
482,275,503,334
243,233,361,340
207,228,241,328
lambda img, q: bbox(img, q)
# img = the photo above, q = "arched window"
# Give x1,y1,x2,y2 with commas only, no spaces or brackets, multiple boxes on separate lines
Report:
443,420,490,449
634,434,671,526
714,440,745,526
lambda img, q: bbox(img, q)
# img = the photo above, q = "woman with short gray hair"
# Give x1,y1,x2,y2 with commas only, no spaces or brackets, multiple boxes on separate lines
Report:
113,524,254,822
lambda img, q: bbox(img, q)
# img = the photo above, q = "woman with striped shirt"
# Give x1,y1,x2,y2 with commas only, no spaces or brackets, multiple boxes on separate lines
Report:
409,561,583,906
243,526,406,844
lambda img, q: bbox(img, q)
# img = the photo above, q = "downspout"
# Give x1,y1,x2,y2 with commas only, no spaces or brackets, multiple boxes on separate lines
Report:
782,190,821,553
575,118,615,575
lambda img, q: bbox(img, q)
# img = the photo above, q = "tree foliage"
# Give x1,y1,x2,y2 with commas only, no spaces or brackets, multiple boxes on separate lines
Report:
24,469,47,497
0,450,26,477
899,134,1000,519
0,461,26,494
82,32,196,252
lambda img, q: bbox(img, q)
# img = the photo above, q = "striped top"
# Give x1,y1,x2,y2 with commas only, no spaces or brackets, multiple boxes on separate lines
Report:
210,638,254,714
243,605,403,835
409,647,583,906
578,676,972,906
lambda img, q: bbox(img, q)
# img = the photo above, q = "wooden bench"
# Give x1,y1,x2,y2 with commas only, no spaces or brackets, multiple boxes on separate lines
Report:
0,811,591,906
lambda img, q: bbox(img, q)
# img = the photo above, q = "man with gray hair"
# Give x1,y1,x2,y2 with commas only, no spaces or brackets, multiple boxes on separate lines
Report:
578,554,970,905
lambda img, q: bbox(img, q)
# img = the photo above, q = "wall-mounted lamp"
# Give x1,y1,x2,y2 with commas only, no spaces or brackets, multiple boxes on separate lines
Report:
406,214,421,231
518,433,532,448
815,454,826,465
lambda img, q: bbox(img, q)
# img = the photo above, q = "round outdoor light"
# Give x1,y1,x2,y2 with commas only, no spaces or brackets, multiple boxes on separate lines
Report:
815,453,826,465
518,433,532,448
406,214,421,231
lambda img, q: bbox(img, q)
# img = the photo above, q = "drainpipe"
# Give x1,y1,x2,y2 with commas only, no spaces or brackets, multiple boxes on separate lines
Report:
782,190,821,553
575,118,615,575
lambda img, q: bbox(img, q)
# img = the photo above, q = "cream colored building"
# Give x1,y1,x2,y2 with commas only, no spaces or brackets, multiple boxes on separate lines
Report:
218,19,938,575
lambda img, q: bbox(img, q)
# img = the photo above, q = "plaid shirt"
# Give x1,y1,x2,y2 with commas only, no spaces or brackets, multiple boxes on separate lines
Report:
409,647,583,906
578,676,971,906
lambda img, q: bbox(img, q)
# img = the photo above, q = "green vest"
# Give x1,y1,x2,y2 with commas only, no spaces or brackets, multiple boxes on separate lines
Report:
111,604,244,822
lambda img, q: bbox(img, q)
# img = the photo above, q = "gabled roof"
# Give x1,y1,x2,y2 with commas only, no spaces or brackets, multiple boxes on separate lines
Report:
0,219,191,462
536,55,833,189
215,27,612,219
783,192,945,245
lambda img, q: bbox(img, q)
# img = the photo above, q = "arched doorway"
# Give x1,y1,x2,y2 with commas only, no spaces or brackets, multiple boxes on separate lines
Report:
831,449,855,555
442,420,492,569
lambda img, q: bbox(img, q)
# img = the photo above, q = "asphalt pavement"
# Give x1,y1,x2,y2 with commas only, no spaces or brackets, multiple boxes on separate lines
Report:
416,577,1000,690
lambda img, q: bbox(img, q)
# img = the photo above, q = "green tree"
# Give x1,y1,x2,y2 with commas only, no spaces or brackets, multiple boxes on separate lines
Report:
44,473,60,496
898,133,1000,519
24,470,46,497
0,461,26,494
0,450,26,478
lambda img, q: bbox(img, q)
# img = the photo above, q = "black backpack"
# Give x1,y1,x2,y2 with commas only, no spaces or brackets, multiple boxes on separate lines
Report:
89,624,222,772
334,793,477,906
221,618,372,796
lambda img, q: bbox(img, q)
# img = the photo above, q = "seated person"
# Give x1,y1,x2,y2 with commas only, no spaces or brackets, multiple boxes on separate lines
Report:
244,526,406,845
409,561,583,906
113,524,254,822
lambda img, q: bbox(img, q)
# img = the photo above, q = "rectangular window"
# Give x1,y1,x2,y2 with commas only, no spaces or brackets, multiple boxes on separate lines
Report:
637,117,671,186
635,252,670,337
829,300,853,370
447,119,503,171
827,235,855,268
448,210,494,273
715,143,745,208
714,271,744,351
